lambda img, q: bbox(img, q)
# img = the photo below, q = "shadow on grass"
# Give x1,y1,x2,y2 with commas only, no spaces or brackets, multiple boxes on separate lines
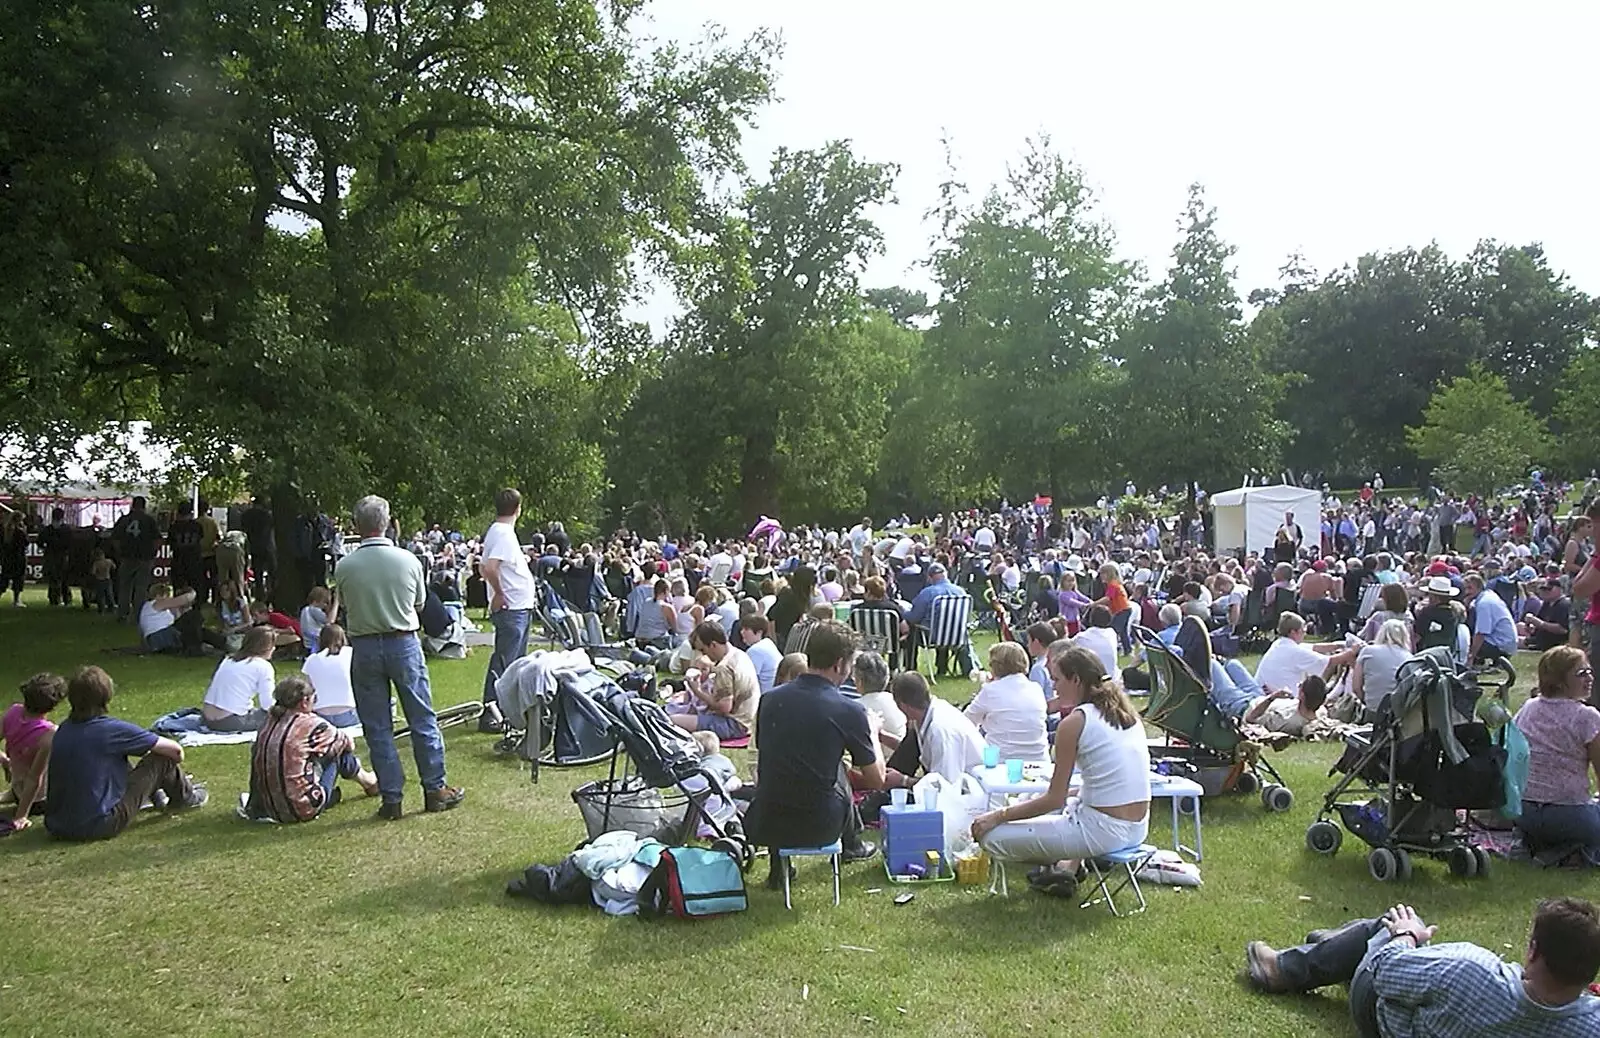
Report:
1230,970,1355,1032
330,865,511,919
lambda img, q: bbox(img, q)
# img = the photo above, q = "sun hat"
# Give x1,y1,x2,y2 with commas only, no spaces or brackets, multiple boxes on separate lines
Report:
1515,565,1538,582
1311,559,1328,572
1424,575,1459,598
1425,560,1451,577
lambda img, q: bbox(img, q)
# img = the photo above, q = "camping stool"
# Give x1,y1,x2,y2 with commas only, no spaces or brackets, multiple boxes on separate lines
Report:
1080,844,1158,917
777,841,842,910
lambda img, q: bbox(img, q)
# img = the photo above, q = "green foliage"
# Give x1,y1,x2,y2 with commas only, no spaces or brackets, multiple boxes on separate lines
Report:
1116,185,1288,500
909,138,1138,504
1554,349,1600,474
609,142,903,530
1406,366,1549,496
1259,242,1595,480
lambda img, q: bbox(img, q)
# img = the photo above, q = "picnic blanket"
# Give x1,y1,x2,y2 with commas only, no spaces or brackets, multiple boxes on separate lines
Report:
150,708,362,746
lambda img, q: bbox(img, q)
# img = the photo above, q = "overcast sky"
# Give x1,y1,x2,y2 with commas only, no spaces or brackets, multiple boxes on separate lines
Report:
638,1,1599,327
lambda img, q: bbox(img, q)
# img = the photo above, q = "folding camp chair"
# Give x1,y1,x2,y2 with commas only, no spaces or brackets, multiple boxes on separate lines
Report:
847,606,903,669
915,594,973,679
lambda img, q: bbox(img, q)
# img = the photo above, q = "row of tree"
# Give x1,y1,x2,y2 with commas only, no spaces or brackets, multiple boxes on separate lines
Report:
3,3,1596,588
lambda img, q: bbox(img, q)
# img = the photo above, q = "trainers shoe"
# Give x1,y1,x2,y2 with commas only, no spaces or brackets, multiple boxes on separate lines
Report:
477,714,505,735
376,800,403,821
180,785,209,810
424,785,466,812
149,789,170,811
1245,941,1289,993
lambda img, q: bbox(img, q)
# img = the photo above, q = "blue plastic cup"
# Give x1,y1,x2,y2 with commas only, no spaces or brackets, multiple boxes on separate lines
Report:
1006,759,1024,783
983,745,1000,768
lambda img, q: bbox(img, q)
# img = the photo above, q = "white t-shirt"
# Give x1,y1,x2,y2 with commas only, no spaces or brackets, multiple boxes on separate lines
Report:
917,698,987,783
202,656,275,716
138,601,175,638
744,637,782,694
1072,627,1121,684
1255,638,1328,694
301,649,356,713
857,691,907,740
964,673,1048,762
974,527,996,550
482,520,534,610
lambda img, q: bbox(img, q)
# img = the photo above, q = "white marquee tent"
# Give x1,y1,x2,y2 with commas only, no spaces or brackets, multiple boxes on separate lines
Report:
1210,484,1323,556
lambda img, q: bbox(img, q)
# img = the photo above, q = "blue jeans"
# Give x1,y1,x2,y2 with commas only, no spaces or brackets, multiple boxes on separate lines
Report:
482,608,532,706
318,750,366,803
1519,800,1600,866
351,632,446,802
1209,658,1261,718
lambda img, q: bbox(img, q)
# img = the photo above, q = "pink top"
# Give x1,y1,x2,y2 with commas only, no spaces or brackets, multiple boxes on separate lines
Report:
2,703,56,777
1514,695,1600,806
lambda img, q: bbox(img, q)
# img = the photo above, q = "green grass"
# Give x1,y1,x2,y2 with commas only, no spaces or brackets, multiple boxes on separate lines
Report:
0,589,1594,1038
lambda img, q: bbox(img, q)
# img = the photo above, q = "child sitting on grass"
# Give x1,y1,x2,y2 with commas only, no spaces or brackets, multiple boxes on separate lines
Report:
1,674,67,829
298,586,339,655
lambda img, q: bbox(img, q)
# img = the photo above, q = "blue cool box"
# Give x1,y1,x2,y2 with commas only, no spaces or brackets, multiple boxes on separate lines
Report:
881,803,945,875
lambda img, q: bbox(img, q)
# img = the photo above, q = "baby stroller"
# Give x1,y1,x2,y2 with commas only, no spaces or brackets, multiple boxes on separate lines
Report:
569,681,747,862
1136,624,1295,811
1305,648,1516,882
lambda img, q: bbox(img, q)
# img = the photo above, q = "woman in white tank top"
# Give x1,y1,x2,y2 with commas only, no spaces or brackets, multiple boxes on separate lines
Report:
972,642,1151,870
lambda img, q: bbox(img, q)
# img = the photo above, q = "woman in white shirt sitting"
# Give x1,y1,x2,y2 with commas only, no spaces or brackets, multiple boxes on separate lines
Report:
201,626,277,732
971,641,1150,884
300,623,359,728
965,642,1048,762
1070,604,1121,686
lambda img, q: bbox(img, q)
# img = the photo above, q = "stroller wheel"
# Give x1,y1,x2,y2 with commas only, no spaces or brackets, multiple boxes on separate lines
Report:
1368,847,1398,882
1471,846,1491,878
1262,784,1294,813
1448,845,1479,879
1394,849,1413,882
1305,820,1342,855
1234,770,1261,795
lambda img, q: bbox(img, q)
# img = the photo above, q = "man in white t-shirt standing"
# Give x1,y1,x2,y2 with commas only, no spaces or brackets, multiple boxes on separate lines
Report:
479,488,536,733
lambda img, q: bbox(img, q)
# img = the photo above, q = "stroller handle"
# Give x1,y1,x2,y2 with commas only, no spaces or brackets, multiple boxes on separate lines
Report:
1470,656,1518,695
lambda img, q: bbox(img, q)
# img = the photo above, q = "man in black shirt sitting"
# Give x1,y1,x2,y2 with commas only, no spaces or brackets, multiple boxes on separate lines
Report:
744,619,885,889
1522,580,1572,652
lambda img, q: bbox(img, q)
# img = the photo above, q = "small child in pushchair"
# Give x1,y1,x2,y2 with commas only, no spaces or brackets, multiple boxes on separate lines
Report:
1306,647,1517,882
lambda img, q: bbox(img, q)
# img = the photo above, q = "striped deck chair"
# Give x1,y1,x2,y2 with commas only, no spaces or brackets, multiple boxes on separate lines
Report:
785,619,817,656
847,605,903,669
916,594,973,679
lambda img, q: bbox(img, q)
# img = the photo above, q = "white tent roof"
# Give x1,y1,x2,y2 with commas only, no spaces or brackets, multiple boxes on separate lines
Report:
1211,484,1323,555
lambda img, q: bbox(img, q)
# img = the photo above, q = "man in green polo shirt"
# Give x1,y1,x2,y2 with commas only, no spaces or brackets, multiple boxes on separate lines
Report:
334,494,464,819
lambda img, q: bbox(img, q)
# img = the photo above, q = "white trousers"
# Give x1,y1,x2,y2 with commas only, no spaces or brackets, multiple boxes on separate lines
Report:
980,798,1149,863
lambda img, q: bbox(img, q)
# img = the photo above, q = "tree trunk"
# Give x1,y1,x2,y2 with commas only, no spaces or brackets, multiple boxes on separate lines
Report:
269,480,309,614
739,434,780,525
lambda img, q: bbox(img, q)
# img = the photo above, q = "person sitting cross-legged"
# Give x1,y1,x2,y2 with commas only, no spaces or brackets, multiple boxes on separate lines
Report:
45,666,207,841
743,620,883,889
970,642,1150,897
1244,898,1600,1037
242,675,379,823
667,621,759,743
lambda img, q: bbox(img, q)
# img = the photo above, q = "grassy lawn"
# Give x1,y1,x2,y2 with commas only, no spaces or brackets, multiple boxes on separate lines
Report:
0,589,1594,1038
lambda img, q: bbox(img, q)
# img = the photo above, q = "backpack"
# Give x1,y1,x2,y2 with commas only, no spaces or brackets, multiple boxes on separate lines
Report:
638,846,747,920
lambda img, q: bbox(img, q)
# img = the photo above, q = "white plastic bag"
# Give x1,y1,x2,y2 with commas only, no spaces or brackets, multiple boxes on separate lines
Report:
912,773,988,854
1134,850,1202,887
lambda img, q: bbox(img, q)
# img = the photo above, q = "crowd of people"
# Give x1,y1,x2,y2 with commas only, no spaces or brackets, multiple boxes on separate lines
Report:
3,478,1600,1032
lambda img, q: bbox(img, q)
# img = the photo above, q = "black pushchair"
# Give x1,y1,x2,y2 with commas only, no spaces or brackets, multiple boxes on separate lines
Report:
1305,647,1516,882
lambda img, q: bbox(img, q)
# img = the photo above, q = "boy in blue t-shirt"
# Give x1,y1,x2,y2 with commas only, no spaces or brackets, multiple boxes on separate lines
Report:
46,667,207,841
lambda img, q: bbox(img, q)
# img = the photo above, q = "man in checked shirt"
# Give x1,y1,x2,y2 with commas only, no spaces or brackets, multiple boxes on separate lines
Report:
1244,898,1599,1037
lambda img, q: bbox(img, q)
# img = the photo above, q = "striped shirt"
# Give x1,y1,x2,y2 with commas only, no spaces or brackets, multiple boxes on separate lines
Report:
1370,940,1599,1037
249,711,351,822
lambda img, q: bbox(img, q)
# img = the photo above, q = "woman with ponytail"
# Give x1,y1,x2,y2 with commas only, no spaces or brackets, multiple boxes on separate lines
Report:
242,676,378,823
971,641,1150,890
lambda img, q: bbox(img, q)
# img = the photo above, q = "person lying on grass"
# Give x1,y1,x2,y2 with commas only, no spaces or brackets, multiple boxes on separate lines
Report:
46,666,207,841
1241,674,1330,739
970,642,1150,899
0,673,67,829
1245,898,1600,1037
241,675,378,823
